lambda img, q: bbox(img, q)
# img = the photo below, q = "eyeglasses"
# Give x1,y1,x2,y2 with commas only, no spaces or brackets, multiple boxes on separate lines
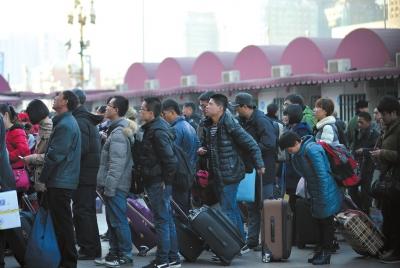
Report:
107,104,116,109
139,107,148,112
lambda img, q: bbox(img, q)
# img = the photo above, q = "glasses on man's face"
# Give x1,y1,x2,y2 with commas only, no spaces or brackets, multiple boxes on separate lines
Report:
107,104,116,109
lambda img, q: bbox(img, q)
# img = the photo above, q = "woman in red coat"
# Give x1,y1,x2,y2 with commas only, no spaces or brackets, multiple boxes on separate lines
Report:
0,104,30,169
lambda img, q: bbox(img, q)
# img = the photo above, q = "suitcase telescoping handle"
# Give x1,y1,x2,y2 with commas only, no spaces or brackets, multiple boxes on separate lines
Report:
170,198,190,222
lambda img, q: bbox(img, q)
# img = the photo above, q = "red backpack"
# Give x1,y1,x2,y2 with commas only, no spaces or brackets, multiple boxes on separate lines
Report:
317,141,361,187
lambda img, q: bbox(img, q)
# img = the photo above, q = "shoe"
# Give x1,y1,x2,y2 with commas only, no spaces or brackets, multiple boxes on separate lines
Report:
240,244,251,255
211,254,220,262
380,252,400,264
94,253,118,266
312,250,331,265
169,260,182,267
142,260,169,268
100,231,110,241
308,251,321,263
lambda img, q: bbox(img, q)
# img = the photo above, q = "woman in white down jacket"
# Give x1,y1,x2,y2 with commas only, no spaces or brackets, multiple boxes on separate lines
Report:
313,98,339,145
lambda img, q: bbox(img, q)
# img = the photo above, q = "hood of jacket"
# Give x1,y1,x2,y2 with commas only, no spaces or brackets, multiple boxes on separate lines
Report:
316,115,336,130
73,106,103,126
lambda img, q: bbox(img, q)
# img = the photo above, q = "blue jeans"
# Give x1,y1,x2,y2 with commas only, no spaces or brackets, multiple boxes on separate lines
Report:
146,183,179,264
104,190,133,259
220,182,245,240
247,183,274,246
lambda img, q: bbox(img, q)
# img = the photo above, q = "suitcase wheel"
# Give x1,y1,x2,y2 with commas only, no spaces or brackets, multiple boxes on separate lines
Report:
262,252,272,263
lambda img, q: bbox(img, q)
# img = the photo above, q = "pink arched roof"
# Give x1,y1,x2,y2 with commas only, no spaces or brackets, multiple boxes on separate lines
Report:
124,63,158,90
281,37,342,75
0,75,11,93
233,45,285,80
192,52,237,85
156,57,196,89
335,28,400,69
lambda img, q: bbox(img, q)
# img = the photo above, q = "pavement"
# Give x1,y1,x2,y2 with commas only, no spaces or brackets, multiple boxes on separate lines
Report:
5,207,399,268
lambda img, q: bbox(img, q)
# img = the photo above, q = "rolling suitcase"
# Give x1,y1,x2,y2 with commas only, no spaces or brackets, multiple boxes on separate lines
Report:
189,206,245,265
171,199,204,262
336,209,384,256
126,197,157,256
295,198,319,248
261,174,292,262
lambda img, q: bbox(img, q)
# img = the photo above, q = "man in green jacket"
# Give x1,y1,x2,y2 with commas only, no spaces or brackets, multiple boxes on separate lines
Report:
39,90,81,268
283,94,316,130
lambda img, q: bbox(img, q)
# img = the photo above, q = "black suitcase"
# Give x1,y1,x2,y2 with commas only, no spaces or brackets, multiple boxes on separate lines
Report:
189,206,245,265
171,199,204,262
295,198,319,248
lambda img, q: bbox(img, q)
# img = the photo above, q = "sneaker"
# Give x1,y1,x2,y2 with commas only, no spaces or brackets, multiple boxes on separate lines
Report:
142,260,169,268
239,245,251,255
109,255,133,267
169,260,181,268
211,254,220,262
94,253,118,266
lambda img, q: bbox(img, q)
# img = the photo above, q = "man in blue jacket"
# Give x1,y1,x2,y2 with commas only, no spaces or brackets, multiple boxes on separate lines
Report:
161,99,199,214
39,90,81,268
232,92,277,252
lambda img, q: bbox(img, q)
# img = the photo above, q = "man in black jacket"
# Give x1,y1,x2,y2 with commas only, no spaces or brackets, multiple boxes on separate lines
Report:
136,97,180,268
199,94,264,247
232,92,277,251
72,89,103,260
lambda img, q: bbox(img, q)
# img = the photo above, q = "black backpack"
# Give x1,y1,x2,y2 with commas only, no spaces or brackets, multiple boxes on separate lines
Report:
171,143,195,192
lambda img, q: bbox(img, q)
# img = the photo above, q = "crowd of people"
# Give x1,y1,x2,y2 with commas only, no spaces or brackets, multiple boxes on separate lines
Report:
0,89,399,268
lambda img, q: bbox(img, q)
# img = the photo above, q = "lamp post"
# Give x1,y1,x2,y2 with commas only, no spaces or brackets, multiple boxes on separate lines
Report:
67,0,96,89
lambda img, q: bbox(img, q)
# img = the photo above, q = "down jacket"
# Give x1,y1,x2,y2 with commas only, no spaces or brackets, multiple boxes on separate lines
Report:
97,118,136,196
0,115,16,191
6,124,30,169
202,111,264,186
134,116,177,186
291,135,343,219
73,106,103,186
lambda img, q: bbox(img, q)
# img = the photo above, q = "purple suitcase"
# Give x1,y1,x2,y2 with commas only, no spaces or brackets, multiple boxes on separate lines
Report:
126,197,157,256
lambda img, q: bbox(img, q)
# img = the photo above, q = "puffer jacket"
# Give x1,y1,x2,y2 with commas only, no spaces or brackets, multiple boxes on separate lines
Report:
291,135,343,219
97,118,135,196
315,115,339,145
134,117,177,186
24,117,53,184
0,115,16,191
73,106,103,186
6,124,30,169
238,109,276,184
203,111,264,186
39,112,81,190
284,122,312,192
170,116,199,169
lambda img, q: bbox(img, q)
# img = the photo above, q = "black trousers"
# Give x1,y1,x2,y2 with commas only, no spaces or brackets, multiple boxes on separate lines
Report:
382,198,400,253
72,185,101,257
317,216,335,251
47,188,77,268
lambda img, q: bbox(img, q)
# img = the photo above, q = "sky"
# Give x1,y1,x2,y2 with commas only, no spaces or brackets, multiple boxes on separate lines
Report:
0,0,269,84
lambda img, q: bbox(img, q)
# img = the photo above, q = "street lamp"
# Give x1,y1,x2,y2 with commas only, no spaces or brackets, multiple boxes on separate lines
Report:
66,0,96,89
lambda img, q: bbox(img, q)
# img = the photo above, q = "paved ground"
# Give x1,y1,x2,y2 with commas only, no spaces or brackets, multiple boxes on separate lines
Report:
6,208,398,268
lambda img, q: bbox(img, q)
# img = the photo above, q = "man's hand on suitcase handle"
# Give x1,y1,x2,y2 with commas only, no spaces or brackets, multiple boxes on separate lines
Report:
257,167,265,176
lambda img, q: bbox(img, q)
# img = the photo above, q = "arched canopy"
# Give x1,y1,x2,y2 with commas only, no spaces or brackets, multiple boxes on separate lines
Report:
124,63,158,90
233,45,285,79
335,28,400,69
192,52,237,85
156,57,196,89
280,37,342,75
0,75,11,93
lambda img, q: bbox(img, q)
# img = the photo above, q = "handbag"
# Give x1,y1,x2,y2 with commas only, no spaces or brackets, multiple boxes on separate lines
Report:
370,168,400,201
12,168,30,191
24,207,61,268
237,169,256,202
